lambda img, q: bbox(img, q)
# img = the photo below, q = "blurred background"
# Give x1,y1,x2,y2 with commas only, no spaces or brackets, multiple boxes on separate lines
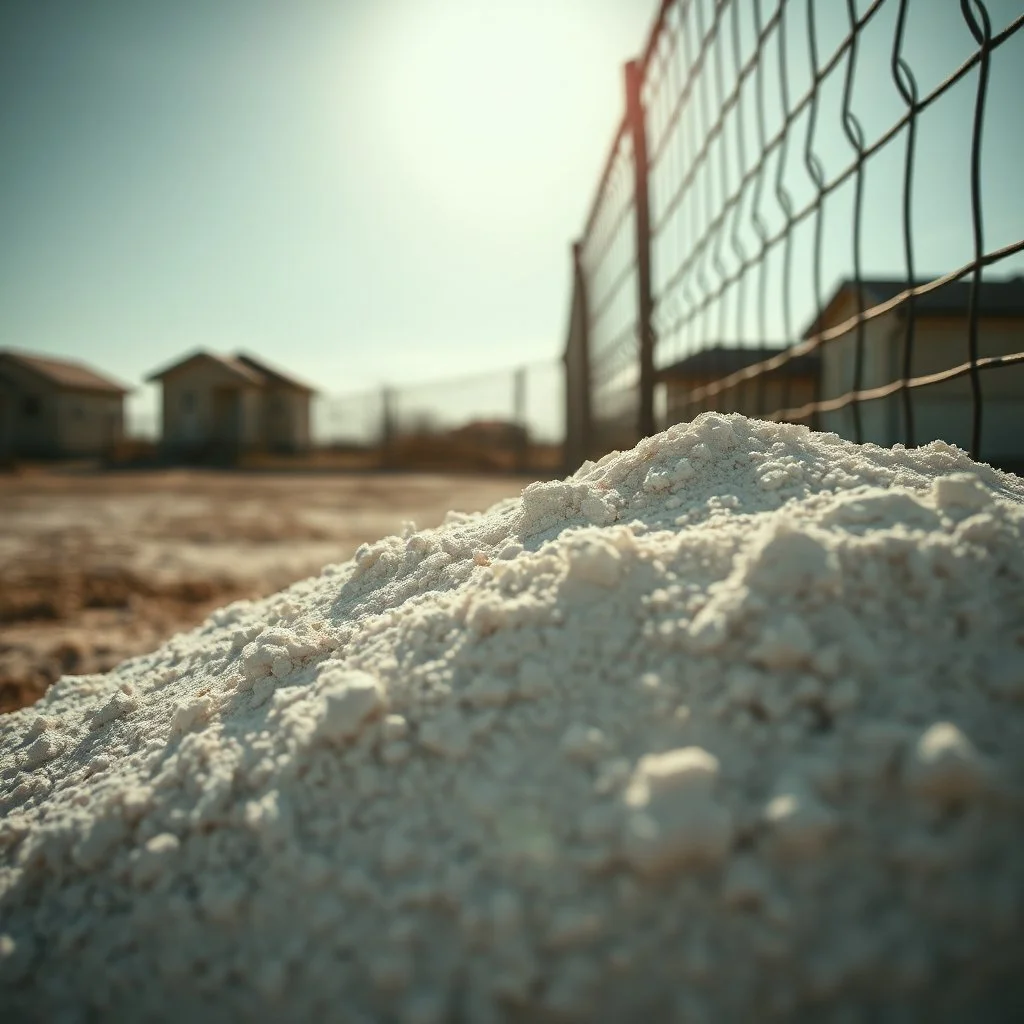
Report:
1,0,1022,709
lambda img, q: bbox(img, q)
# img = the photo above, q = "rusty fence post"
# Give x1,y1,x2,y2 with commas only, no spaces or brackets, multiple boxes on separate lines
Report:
624,59,656,440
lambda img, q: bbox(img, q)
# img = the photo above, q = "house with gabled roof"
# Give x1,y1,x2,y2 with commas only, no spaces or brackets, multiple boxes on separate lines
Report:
807,274,1024,467
0,348,128,459
145,349,315,458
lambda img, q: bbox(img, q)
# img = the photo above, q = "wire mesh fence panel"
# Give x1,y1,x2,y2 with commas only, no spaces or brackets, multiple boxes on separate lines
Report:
388,363,561,474
578,126,644,458
315,362,563,475
565,0,1024,472
390,369,521,438
520,360,565,446
313,389,386,449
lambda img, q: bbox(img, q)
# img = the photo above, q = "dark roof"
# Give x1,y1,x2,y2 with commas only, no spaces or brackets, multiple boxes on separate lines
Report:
146,350,314,391
0,349,129,394
656,344,819,381
803,275,1024,338
234,352,315,393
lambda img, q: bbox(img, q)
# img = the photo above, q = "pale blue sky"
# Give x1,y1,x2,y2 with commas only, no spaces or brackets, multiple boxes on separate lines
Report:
1,1,1021,440
0,0,653,435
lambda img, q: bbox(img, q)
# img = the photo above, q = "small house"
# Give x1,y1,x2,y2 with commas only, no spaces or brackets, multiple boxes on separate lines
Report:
145,350,315,458
0,348,128,460
656,345,820,427
807,275,1024,468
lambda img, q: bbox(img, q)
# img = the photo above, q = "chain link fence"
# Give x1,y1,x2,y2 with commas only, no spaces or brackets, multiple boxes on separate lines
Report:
564,0,1024,472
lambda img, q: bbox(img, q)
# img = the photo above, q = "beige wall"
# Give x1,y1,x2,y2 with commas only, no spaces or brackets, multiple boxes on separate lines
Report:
55,392,124,454
819,303,1024,462
160,361,261,450
0,357,124,457
905,317,1024,462
239,388,262,447
295,390,311,450
818,302,900,446
0,358,59,455
159,360,311,452
262,388,311,452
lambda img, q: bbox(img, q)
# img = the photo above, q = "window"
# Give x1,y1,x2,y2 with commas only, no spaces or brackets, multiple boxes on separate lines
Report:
22,396,40,418
181,391,196,413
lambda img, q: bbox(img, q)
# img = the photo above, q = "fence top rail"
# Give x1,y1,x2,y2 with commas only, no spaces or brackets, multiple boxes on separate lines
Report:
580,0,675,248
582,118,628,247
569,0,1024,467
638,0,676,77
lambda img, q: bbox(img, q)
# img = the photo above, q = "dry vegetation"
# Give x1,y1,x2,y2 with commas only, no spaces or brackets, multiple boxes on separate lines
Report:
0,468,524,713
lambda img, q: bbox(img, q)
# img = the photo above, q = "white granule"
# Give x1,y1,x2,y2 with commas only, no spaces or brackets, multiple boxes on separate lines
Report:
2,412,1024,1022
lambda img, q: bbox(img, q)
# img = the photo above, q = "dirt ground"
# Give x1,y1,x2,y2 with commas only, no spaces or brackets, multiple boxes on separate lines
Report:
0,469,525,714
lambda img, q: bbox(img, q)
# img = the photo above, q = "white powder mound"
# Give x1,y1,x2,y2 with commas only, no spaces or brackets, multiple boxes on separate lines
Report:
3,414,1024,1022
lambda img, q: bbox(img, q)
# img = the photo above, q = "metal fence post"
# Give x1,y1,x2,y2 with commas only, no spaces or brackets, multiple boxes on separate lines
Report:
380,385,395,468
624,59,656,439
564,241,593,472
512,366,528,474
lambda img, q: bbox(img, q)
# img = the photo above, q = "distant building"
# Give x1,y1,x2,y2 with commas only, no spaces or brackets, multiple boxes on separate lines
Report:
0,349,128,460
145,350,315,458
808,276,1024,467
656,345,820,426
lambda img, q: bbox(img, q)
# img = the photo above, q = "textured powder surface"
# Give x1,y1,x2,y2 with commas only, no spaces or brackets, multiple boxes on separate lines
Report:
2,413,1024,1022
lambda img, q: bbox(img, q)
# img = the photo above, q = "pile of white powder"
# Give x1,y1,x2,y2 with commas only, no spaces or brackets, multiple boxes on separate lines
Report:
2,413,1024,1022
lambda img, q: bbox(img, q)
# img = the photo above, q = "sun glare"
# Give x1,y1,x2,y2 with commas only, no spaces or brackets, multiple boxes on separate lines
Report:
365,0,603,228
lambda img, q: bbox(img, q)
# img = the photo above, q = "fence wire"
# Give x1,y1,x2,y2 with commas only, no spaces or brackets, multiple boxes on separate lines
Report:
577,124,643,456
314,361,563,475
564,0,1024,471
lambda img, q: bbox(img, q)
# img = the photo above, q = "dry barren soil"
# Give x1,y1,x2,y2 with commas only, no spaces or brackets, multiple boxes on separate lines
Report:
0,469,522,713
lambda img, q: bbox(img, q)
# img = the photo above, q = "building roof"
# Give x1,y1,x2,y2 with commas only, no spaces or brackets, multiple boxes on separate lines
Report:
234,352,315,393
656,344,819,381
0,349,129,394
145,350,266,386
145,349,314,391
802,274,1024,338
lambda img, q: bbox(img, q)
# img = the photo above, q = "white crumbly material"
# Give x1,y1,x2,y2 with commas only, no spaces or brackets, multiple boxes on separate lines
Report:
2,413,1024,1022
